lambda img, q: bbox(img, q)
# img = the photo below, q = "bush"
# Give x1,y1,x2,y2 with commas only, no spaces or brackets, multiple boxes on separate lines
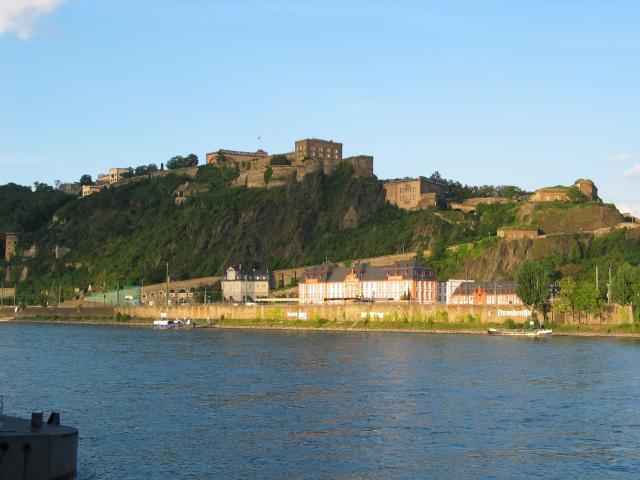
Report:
503,318,516,329
269,155,291,166
263,166,273,184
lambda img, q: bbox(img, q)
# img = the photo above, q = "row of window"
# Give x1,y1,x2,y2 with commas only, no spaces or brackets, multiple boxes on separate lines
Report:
296,146,340,154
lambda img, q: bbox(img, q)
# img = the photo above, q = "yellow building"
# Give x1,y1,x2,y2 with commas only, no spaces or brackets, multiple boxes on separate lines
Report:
81,184,106,197
294,138,342,172
383,177,447,210
109,167,133,184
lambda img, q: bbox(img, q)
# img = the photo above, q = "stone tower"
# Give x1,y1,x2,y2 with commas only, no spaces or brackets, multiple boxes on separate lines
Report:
574,179,598,201
4,233,18,262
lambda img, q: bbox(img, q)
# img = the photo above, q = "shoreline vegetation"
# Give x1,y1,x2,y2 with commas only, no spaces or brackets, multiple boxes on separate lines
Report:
6,315,640,337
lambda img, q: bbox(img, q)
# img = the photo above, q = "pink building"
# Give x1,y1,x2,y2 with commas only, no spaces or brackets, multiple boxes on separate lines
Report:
299,260,438,304
448,281,523,305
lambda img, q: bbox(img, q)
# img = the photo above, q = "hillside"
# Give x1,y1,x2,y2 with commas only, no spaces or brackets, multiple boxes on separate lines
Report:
0,165,632,302
515,202,622,234
431,228,640,283
1,166,462,298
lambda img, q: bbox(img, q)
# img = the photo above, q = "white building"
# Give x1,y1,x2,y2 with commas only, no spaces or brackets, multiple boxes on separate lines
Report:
221,266,271,302
299,260,438,304
438,279,472,304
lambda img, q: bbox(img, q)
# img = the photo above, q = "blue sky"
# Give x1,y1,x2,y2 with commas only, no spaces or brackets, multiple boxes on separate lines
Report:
1,0,639,213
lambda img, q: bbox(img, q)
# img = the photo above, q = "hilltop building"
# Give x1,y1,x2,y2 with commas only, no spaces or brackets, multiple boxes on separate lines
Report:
206,138,374,189
531,179,599,202
96,174,110,186
206,149,269,165
383,177,447,210
448,281,522,305
450,197,510,213
575,179,598,200
81,185,107,197
294,138,342,172
298,260,438,304
221,266,271,302
4,233,18,262
496,226,541,240
109,167,133,184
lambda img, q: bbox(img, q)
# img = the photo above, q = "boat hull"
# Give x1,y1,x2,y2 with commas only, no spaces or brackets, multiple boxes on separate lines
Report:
487,328,552,337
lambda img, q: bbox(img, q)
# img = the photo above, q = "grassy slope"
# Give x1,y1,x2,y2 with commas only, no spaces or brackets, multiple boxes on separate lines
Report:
0,168,631,302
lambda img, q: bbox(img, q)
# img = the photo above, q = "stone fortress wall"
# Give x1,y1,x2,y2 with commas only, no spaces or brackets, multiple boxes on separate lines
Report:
206,138,374,189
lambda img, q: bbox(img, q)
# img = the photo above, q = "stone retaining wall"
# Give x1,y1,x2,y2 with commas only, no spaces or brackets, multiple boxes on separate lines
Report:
114,303,630,325
114,303,531,324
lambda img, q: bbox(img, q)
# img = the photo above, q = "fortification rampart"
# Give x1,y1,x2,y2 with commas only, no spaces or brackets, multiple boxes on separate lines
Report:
233,165,298,188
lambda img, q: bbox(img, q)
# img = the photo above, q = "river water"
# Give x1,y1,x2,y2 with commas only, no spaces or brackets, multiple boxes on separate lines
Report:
1,323,639,479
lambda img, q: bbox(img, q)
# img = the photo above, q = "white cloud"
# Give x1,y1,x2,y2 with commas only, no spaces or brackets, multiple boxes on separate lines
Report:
0,0,67,39
622,164,640,178
607,152,632,162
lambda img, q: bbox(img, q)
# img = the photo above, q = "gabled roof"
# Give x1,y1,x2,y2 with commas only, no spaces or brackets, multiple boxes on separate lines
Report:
301,260,436,283
452,281,516,296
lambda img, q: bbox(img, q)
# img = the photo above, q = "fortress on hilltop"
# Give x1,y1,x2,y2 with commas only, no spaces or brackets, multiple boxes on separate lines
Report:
531,179,599,202
207,138,374,188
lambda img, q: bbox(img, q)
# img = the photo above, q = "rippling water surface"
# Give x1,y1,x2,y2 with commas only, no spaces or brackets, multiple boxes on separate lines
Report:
1,323,640,479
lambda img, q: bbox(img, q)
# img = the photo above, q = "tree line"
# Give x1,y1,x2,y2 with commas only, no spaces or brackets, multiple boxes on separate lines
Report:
515,259,640,321
429,171,527,202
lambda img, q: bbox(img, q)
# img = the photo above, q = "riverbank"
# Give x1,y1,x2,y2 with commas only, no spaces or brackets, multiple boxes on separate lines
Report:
7,315,640,337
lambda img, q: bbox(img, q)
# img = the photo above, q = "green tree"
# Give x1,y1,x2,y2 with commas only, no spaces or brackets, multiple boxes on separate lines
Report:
166,156,184,169
612,263,640,309
270,154,291,166
573,281,604,317
556,276,577,315
167,155,198,169
569,239,584,261
33,182,53,192
134,165,148,176
79,174,93,185
263,165,273,185
497,185,526,199
134,164,158,176
429,237,447,261
515,260,551,311
183,154,198,167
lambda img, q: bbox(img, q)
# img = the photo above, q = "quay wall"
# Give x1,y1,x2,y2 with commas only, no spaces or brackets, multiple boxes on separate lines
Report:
2,304,629,326
113,303,629,325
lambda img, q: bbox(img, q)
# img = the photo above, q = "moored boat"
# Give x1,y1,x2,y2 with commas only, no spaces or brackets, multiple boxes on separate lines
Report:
487,327,552,337
152,312,193,328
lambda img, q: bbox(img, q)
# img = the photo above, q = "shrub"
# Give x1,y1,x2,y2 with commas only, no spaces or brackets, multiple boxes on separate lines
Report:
503,318,516,329
269,154,291,166
264,166,273,184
